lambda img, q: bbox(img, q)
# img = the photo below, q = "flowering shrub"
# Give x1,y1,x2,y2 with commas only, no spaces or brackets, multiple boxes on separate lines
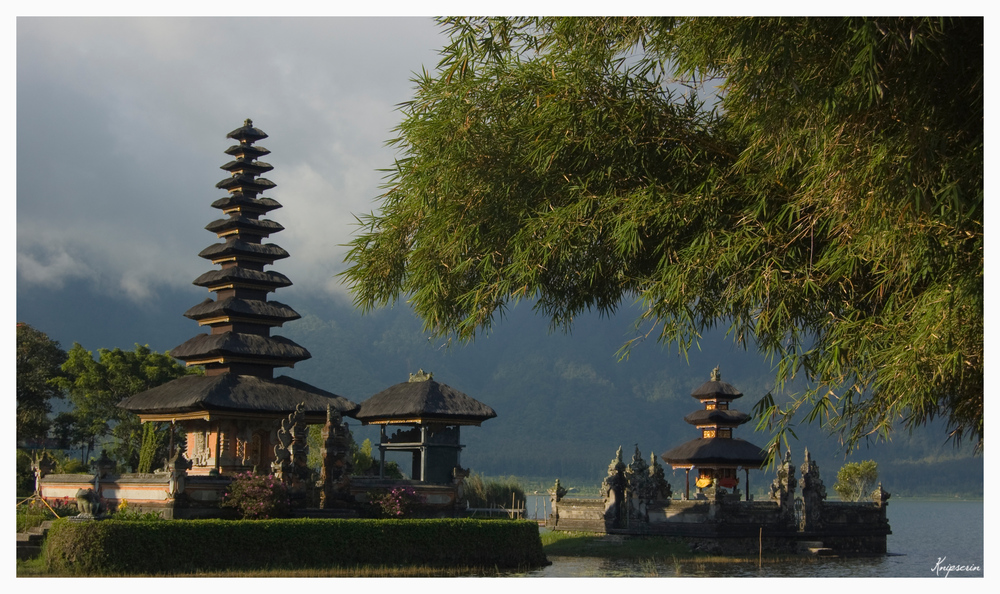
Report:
16,497,79,532
113,499,163,521
368,487,423,518
221,472,290,519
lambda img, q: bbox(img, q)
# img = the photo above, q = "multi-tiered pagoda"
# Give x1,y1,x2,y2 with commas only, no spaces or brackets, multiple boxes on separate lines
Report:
660,367,766,500
120,120,358,475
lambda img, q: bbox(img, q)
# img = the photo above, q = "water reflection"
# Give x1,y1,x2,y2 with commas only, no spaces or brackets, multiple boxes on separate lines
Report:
520,554,901,578
518,498,983,577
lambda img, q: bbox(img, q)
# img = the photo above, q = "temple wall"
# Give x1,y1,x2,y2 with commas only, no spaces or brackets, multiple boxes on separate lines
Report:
545,497,606,532
546,493,888,555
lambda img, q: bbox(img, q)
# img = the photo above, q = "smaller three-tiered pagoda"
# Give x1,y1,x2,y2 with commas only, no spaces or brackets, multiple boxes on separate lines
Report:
660,367,766,500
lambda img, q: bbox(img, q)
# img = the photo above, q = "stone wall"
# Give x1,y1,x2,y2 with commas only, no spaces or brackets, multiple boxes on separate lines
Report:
544,497,606,532
543,446,891,555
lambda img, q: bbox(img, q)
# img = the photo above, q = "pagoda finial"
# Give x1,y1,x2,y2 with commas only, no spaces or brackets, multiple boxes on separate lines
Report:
409,369,433,382
711,366,721,382
244,118,253,127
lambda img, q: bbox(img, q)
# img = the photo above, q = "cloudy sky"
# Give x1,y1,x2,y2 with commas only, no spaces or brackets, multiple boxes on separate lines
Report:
17,17,445,313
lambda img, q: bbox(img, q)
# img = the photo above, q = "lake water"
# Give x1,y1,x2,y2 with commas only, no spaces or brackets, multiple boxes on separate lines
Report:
519,497,984,577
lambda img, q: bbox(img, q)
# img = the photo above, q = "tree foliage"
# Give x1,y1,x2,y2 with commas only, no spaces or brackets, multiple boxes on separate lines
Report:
342,17,983,456
16,323,67,442
833,460,879,502
55,344,194,470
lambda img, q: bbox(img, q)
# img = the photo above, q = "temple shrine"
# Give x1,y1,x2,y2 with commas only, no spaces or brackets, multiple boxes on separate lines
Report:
660,367,766,500
355,370,496,484
119,120,358,476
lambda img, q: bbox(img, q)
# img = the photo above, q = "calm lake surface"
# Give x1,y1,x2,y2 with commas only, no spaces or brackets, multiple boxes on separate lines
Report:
519,497,984,578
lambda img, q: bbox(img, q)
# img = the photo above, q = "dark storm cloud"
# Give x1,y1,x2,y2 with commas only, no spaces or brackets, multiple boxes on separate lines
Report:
17,17,443,301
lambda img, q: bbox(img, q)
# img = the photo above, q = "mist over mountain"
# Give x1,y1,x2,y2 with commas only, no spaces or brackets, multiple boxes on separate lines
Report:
18,280,983,497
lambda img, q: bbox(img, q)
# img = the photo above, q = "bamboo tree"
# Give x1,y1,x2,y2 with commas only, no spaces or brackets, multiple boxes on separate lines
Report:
342,17,983,457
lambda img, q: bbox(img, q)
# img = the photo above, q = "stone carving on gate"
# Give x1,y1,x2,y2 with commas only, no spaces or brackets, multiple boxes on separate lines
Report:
272,405,298,481
798,448,827,531
601,446,628,526
769,449,797,526
318,405,354,508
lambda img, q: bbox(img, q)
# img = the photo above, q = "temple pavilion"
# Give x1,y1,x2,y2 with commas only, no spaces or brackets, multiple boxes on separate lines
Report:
355,371,496,484
119,120,358,475
660,367,766,500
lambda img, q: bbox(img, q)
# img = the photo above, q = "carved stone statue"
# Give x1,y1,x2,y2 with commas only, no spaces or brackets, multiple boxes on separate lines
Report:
94,449,116,478
799,448,827,531
874,482,891,507
647,452,672,502
601,446,628,527
769,449,797,526
624,445,651,521
318,405,354,508
75,488,103,518
271,404,301,481
549,478,568,502
164,449,192,498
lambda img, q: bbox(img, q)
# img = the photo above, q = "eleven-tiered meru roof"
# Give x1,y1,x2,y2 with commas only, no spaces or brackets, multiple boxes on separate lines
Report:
170,119,307,375
120,119,358,420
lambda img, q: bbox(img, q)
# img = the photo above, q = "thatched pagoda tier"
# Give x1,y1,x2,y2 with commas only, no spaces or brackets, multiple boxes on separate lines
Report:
216,174,276,194
205,215,284,237
683,408,750,426
184,297,301,326
220,158,273,176
661,437,767,468
211,194,282,215
170,332,310,367
119,374,359,422
192,268,292,291
356,373,497,426
690,377,743,401
198,239,290,263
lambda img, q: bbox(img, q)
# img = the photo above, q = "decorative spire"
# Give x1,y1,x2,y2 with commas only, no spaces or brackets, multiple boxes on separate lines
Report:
711,366,721,382
408,369,433,382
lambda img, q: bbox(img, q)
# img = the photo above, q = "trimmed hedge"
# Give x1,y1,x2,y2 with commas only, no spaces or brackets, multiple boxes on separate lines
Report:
44,518,548,575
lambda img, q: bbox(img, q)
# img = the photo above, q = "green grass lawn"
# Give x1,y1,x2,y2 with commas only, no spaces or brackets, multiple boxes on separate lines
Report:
540,529,692,558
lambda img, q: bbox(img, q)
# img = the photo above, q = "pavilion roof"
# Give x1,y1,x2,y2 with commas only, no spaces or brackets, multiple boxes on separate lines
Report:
118,373,359,417
183,297,301,324
683,409,751,426
356,375,496,425
661,437,767,468
171,332,310,364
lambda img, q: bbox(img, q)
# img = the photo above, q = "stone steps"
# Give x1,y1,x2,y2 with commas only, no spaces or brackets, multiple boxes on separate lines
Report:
797,540,835,556
16,520,54,561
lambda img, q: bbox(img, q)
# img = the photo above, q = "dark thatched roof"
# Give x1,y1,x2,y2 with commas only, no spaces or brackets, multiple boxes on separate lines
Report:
192,268,291,290
205,215,284,237
171,332,310,363
198,240,289,262
661,438,767,468
220,159,273,175
183,297,300,323
118,373,358,417
691,379,743,401
683,409,751,426
356,378,496,425
226,120,268,142
211,194,281,214
225,143,270,159
216,174,276,194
